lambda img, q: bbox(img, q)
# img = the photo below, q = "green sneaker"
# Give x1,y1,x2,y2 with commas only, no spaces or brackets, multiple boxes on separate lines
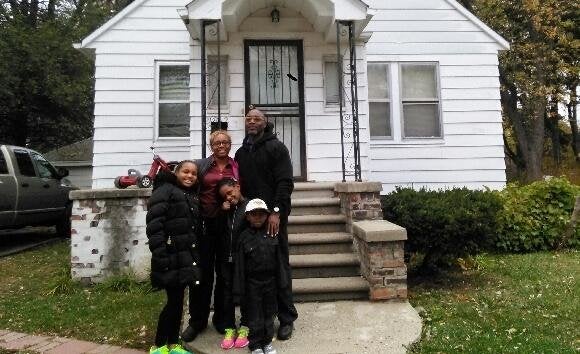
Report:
150,345,170,354
168,344,193,354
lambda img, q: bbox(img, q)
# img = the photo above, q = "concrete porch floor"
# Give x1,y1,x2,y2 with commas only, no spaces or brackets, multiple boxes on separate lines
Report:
184,300,422,354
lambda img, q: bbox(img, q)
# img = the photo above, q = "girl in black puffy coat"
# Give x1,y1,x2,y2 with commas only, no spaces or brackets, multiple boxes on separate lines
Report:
146,160,201,354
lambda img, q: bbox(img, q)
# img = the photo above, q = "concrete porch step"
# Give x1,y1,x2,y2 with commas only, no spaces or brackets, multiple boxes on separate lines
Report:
287,214,347,233
291,197,341,216
292,276,369,302
290,253,360,279
293,182,336,199
289,232,353,255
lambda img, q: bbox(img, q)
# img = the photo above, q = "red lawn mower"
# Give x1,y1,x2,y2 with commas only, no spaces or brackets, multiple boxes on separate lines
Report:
114,147,178,189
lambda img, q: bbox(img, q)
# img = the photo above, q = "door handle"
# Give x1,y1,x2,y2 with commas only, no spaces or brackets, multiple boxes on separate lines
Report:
21,182,29,187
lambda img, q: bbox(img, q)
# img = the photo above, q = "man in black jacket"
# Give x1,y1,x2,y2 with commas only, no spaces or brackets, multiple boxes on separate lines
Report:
235,108,298,340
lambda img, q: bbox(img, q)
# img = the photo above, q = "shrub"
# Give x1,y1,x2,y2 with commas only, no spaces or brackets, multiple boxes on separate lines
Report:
495,177,580,252
382,187,502,272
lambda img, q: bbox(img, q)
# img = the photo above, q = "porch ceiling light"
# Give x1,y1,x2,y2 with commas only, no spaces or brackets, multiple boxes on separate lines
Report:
271,8,280,23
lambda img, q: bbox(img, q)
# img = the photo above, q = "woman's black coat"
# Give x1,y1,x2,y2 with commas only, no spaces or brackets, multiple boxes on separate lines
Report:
146,172,201,289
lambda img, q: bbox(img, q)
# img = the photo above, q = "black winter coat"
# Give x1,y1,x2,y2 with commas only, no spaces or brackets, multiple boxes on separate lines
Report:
216,199,249,263
234,123,294,216
233,227,288,297
146,173,201,289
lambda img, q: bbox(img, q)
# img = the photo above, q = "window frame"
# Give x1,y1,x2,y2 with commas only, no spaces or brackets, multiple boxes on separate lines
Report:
368,62,393,139
154,61,191,140
0,149,8,175
398,62,443,140
323,55,344,108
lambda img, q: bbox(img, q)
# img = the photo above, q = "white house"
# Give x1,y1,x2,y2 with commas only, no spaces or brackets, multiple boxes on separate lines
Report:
77,0,509,192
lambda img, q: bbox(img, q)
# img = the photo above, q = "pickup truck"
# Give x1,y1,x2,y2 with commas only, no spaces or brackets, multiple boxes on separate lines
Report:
0,145,75,236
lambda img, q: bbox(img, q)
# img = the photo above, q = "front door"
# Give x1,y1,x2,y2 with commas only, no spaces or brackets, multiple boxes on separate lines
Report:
244,40,306,180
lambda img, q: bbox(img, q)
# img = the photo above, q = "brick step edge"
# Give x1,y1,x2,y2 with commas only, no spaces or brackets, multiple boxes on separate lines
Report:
290,253,359,267
292,276,368,294
294,182,336,191
288,232,352,245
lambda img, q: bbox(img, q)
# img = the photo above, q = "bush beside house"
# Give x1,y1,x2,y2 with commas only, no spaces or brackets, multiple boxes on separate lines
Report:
382,178,580,272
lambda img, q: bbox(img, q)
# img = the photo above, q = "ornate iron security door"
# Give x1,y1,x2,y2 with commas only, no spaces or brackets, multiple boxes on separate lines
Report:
244,40,306,180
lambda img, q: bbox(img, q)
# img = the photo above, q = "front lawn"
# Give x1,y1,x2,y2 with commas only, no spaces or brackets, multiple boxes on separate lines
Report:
0,240,163,350
409,251,579,353
1,241,578,352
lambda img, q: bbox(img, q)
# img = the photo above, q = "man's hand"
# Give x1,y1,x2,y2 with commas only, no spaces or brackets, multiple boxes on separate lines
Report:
267,213,280,237
222,201,231,210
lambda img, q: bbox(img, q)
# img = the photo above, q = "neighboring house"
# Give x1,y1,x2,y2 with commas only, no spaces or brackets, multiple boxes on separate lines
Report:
76,0,509,192
45,138,93,189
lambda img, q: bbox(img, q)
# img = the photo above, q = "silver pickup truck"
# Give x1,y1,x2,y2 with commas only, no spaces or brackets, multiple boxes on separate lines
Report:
0,145,75,236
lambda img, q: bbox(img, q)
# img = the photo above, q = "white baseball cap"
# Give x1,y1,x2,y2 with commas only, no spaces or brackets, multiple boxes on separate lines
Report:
245,198,270,213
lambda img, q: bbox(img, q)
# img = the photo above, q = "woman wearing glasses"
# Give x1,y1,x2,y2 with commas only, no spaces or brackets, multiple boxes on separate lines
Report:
182,130,239,343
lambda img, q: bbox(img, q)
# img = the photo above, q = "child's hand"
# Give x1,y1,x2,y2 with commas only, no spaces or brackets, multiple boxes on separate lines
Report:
222,201,231,210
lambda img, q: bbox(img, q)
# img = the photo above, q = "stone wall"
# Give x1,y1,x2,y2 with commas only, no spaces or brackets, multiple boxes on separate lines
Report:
335,182,408,301
69,189,151,284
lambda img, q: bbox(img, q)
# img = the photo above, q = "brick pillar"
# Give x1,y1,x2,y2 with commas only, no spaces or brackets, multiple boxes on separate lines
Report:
335,182,407,301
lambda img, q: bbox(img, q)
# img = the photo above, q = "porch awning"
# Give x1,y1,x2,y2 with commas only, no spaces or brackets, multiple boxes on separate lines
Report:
178,0,374,42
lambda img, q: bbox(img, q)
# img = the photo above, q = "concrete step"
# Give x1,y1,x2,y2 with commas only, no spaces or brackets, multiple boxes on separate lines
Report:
291,197,341,216
292,276,369,302
293,182,336,199
289,232,353,255
287,214,346,234
290,253,360,279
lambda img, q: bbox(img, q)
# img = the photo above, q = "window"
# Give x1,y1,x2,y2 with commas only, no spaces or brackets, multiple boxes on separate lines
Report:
31,152,57,179
401,63,441,138
324,59,340,106
368,63,391,137
13,150,36,177
0,150,8,174
368,62,441,140
157,64,190,138
207,56,228,109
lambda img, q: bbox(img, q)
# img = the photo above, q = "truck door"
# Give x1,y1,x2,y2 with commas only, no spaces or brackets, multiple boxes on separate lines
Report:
12,148,54,225
0,148,17,227
29,151,69,213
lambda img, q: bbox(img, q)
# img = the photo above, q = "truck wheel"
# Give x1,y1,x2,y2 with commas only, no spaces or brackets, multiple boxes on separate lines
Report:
114,176,127,189
138,175,153,188
56,203,72,238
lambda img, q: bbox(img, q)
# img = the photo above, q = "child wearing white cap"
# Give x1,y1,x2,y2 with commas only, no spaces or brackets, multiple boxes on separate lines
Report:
233,198,288,354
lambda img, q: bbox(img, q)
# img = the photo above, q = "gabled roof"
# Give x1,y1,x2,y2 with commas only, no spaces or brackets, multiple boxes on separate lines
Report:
76,0,509,50
445,0,510,50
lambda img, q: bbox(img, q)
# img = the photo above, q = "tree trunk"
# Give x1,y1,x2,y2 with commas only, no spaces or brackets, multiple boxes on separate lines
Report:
569,85,579,162
524,98,547,182
548,96,561,166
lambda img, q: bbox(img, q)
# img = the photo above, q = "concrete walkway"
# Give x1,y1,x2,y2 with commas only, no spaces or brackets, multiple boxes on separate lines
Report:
185,301,422,354
0,330,146,354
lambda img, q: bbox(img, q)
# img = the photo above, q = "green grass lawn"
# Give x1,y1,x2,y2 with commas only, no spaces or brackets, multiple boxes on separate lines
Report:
408,251,580,353
0,240,163,350
1,241,578,352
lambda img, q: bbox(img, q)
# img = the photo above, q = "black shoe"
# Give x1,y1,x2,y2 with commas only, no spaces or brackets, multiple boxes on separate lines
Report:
277,323,293,340
181,325,205,342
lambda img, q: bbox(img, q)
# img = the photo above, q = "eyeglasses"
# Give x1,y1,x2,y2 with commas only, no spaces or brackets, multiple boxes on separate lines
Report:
212,140,231,147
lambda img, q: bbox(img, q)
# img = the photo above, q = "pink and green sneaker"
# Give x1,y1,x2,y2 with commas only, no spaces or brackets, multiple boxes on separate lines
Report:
234,326,249,348
220,328,236,349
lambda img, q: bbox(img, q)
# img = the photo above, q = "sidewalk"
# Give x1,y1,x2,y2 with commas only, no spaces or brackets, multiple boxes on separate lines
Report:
0,330,146,354
185,300,422,354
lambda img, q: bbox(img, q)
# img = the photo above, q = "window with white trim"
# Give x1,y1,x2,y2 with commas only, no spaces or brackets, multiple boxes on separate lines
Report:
368,62,442,140
207,55,228,109
368,63,392,137
324,58,340,106
157,64,189,138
